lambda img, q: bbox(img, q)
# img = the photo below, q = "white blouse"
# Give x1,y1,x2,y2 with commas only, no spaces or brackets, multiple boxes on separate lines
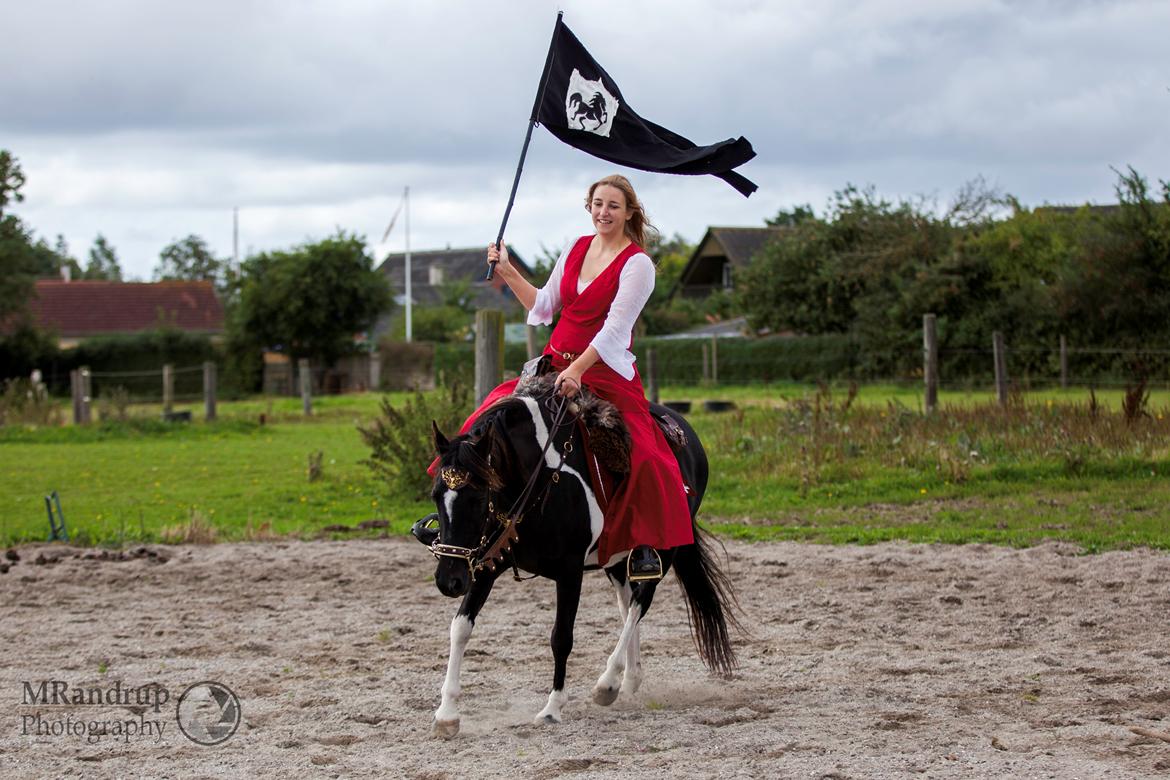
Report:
527,239,655,381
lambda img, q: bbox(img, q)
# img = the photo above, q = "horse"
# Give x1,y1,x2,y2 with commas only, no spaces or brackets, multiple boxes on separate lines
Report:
568,91,609,131
415,375,739,738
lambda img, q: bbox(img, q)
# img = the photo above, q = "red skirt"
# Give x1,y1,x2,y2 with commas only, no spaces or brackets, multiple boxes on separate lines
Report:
430,352,694,566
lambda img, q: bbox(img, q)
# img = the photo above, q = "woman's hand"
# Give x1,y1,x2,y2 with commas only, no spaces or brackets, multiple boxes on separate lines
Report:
487,241,512,278
555,369,583,398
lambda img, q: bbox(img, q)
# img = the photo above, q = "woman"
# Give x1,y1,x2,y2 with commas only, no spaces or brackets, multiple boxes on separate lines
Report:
441,174,693,580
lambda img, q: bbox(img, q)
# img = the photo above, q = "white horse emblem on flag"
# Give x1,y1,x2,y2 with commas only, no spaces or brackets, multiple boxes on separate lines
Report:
564,69,618,137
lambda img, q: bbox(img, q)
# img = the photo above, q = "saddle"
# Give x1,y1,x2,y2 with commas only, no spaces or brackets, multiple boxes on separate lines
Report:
513,367,689,511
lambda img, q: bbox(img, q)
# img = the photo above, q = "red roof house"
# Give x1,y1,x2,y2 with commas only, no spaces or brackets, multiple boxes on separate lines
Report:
28,280,225,347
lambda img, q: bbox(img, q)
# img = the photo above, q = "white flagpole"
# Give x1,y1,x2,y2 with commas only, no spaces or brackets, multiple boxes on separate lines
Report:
404,185,412,343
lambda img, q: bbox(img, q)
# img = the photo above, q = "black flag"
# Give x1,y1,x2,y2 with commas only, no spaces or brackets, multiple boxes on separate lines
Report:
533,18,757,197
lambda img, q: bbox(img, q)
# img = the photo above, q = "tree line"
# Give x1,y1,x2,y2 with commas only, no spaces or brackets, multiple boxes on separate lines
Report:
734,169,1170,379
0,149,389,390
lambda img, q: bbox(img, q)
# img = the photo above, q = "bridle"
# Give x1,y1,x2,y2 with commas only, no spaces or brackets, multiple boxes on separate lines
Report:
428,392,577,582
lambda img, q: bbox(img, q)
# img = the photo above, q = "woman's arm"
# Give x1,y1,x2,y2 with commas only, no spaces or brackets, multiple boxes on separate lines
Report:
488,241,566,321
557,253,655,395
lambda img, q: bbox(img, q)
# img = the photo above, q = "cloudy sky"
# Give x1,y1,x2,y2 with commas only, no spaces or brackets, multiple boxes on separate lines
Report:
4,0,1168,279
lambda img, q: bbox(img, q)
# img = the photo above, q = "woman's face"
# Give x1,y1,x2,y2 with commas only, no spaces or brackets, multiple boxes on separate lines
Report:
588,184,631,240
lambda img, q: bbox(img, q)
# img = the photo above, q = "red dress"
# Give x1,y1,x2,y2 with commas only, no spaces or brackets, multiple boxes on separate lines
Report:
434,236,694,567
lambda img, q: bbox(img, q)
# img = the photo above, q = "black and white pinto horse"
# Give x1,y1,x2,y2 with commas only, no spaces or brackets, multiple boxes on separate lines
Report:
419,375,738,738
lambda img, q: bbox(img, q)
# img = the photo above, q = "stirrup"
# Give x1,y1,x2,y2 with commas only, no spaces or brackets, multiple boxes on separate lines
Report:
627,547,663,583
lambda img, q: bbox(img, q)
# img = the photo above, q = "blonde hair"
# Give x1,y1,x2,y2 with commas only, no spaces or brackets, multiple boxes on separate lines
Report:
585,174,658,250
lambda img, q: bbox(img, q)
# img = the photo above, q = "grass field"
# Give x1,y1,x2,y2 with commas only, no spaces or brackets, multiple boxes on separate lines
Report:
2,383,1169,550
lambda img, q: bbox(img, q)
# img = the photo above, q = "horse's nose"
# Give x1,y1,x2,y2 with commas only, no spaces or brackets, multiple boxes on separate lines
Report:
436,563,469,598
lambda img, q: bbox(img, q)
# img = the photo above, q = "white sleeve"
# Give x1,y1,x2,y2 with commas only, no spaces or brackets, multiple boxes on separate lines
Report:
589,252,655,380
526,241,571,326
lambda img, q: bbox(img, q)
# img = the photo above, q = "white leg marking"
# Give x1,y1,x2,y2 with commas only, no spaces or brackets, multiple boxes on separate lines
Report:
433,614,473,737
518,397,604,565
534,688,568,724
612,579,642,695
594,606,641,706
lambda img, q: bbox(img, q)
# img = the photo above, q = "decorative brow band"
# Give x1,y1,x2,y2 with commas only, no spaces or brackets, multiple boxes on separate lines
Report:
441,467,471,490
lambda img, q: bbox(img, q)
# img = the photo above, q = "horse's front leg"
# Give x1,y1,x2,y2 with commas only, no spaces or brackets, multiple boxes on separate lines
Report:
432,571,498,739
593,579,659,706
535,568,583,725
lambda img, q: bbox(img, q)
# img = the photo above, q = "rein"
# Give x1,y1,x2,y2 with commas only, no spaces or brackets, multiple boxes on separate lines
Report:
429,391,578,582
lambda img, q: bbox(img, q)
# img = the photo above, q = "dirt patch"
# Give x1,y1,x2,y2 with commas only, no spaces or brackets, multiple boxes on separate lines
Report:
3,537,1170,778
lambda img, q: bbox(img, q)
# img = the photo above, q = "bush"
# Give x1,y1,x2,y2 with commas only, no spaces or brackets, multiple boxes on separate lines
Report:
357,380,473,500
434,342,533,387
0,377,59,426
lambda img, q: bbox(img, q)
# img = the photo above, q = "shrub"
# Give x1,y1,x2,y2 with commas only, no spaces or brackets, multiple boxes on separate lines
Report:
357,380,473,500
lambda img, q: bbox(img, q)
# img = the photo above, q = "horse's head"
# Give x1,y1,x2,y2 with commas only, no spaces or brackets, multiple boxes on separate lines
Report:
429,417,512,598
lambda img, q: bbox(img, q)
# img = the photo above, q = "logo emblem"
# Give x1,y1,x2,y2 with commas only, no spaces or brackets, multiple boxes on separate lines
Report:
176,682,241,746
565,69,618,137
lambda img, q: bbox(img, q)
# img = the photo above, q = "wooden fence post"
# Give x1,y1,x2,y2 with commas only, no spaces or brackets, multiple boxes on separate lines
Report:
475,310,504,405
710,336,718,385
646,347,659,405
162,364,174,415
526,324,539,361
701,342,710,385
80,367,91,424
368,352,382,392
992,331,1008,406
299,358,312,415
70,370,82,424
1059,335,1068,390
923,313,938,414
203,361,217,421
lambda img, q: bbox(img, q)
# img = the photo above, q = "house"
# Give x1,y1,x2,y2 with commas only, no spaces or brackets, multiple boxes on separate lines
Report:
671,226,787,300
27,280,225,348
372,245,534,340
375,245,533,309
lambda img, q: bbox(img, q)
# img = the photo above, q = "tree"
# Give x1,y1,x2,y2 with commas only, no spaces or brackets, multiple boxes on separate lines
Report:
231,232,391,371
83,234,122,280
154,234,226,286
0,150,27,217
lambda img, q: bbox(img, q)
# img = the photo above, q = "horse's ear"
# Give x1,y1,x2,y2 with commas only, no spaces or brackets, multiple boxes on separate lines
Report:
432,421,450,455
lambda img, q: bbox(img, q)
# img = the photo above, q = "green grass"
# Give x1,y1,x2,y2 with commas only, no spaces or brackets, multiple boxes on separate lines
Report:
0,393,430,546
2,384,1169,550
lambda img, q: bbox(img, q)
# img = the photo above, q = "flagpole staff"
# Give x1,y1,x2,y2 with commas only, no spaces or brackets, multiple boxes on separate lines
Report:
486,11,563,282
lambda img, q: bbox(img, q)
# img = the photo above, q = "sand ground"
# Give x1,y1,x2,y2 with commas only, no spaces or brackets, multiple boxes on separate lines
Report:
2,536,1170,779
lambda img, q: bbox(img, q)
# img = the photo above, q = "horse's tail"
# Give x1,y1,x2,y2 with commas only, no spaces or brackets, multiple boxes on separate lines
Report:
673,527,742,677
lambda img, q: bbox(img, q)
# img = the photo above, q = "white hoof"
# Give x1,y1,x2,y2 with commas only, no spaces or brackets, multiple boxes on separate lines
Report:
620,674,642,695
534,712,561,725
431,718,460,739
592,684,619,706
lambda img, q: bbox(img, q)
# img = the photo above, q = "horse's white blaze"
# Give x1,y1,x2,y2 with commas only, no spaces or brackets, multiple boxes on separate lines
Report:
435,614,473,724
535,688,567,723
443,489,457,522
518,396,604,565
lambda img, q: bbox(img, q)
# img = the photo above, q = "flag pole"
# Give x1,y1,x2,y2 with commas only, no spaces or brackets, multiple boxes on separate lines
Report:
486,11,563,281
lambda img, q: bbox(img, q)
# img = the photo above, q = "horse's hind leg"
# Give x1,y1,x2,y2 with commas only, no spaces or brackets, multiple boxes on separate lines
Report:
535,569,583,725
593,577,659,706
432,573,497,739
606,570,642,695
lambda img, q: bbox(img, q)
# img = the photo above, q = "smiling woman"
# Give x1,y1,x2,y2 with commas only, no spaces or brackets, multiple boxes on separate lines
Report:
436,174,693,580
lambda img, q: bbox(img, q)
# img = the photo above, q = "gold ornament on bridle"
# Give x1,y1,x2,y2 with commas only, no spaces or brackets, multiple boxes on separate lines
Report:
440,467,471,490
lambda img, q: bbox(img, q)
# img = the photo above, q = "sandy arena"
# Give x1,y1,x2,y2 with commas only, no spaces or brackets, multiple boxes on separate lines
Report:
2,536,1170,779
